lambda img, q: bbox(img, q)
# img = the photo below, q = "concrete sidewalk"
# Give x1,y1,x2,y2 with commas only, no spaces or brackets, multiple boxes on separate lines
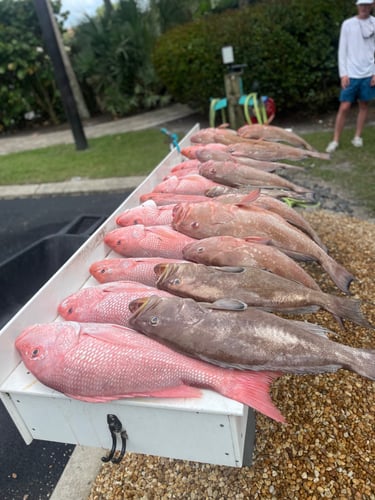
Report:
0,103,197,200
0,103,195,155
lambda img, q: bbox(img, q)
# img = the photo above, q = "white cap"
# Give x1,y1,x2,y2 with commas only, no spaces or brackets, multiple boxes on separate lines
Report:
356,0,373,5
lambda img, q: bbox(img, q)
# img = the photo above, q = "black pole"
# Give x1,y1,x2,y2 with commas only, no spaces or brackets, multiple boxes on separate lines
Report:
33,0,88,150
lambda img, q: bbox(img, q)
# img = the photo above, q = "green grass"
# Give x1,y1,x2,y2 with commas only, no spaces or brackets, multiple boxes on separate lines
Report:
301,125,375,215
0,129,170,185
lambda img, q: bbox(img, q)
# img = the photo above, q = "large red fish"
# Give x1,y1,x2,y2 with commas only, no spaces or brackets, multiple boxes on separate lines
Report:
198,160,311,194
90,257,186,287
195,147,304,172
189,128,243,145
139,192,209,206
104,224,196,259
172,201,354,293
211,190,326,250
169,159,201,173
225,142,329,161
190,128,330,160
182,235,320,290
116,201,174,227
151,174,222,196
15,321,285,422
181,143,228,159
237,124,316,151
58,281,173,327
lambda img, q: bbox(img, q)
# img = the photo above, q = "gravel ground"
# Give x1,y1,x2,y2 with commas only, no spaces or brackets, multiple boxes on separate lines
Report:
88,204,375,497
88,113,375,499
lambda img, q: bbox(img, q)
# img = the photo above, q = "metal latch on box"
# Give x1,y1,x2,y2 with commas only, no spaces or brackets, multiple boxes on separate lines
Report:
101,414,129,464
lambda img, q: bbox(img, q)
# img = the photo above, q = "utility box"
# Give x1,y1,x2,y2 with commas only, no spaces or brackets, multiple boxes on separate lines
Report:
0,125,255,467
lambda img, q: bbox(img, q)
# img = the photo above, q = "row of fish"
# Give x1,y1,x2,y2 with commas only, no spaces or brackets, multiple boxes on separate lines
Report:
15,124,374,424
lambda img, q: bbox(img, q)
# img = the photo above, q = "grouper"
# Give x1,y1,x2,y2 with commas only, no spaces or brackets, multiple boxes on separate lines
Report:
129,295,375,381
154,262,373,328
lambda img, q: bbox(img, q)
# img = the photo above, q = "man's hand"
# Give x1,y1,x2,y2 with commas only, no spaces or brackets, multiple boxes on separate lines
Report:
341,76,350,89
370,75,375,87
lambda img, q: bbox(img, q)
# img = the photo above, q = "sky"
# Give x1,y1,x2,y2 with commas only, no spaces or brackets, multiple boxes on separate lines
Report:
60,0,103,27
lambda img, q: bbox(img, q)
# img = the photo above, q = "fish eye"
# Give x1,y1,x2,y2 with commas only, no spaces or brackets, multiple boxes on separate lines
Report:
116,240,122,246
191,221,199,229
197,246,204,253
171,278,180,285
133,219,141,224
209,168,216,174
150,316,159,326
100,268,105,274
68,307,73,314
31,348,39,358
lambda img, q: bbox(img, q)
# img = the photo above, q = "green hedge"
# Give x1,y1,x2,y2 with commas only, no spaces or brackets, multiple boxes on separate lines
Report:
152,0,355,115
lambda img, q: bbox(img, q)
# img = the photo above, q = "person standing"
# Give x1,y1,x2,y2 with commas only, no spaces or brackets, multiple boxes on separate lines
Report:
326,0,375,153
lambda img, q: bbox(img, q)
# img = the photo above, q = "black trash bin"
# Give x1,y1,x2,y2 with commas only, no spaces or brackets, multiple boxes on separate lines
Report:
0,214,106,328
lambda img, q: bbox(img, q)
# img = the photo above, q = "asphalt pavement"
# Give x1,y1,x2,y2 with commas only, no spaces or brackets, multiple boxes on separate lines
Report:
0,103,199,500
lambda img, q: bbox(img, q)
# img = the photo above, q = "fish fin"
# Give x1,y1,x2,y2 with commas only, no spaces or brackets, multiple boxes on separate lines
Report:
307,150,330,160
100,282,154,293
223,371,286,423
211,266,246,274
237,189,261,204
144,386,202,398
259,305,320,315
65,386,202,402
275,247,317,262
82,324,143,347
244,236,273,245
320,255,355,294
345,348,375,381
326,296,374,329
292,320,332,338
200,298,248,311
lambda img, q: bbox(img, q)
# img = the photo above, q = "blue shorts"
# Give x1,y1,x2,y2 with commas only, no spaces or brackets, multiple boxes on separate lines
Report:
340,77,375,103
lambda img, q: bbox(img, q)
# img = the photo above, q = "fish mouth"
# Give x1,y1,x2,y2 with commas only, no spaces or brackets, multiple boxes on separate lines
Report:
205,186,226,197
153,263,169,278
154,263,177,285
171,203,184,223
128,296,152,315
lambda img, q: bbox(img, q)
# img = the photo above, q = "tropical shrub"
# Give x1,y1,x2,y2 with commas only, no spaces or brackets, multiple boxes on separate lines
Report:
152,0,356,114
69,0,175,118
0,0,66,132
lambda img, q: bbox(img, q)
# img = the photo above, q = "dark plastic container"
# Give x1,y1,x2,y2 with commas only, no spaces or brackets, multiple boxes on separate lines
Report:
0,214,106,328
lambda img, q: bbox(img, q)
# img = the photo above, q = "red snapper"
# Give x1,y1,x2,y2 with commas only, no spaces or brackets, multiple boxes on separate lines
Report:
15,321,285,422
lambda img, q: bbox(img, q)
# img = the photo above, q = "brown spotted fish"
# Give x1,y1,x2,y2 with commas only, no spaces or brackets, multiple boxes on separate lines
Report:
129,296,375,380
154,262,373,328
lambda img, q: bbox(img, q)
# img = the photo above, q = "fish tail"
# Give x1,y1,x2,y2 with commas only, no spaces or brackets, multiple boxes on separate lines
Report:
320,253,355,294
343,347,375,381
326,295,374,329
222,370,286,423
307,150,330,160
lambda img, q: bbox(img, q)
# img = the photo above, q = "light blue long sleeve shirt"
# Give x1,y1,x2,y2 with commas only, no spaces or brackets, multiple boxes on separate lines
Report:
338,15,375,78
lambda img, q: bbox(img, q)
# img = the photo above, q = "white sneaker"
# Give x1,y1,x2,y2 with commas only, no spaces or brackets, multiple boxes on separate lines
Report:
351,136,363,147
326,140,339,153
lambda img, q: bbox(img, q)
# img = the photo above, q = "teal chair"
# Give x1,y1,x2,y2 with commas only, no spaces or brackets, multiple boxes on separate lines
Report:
209,97,228,127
